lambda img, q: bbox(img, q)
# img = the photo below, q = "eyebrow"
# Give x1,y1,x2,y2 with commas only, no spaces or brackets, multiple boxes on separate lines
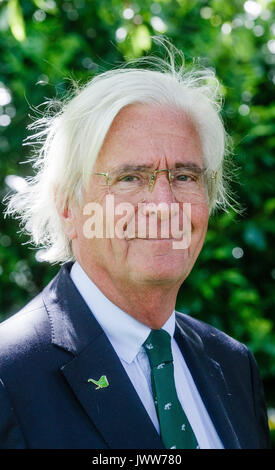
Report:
112,162,203,173
113,165,152,173
174,162,203,172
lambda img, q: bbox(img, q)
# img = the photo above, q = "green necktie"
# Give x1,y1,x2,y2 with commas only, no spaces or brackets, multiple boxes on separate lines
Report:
143,328,199,449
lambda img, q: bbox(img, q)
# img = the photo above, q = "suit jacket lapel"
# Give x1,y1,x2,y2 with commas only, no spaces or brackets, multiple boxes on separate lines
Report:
174,318,241,449
60,333,164,449
42,263,163,449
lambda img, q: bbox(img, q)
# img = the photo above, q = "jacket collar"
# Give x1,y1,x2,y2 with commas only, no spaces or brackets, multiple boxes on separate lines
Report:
42,262,107,354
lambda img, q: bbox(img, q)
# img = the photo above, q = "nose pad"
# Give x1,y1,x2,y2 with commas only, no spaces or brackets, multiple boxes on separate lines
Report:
149,169,170,193
147,171,175,205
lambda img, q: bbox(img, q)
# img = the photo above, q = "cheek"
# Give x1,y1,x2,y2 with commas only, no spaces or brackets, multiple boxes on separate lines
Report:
191,203,209,237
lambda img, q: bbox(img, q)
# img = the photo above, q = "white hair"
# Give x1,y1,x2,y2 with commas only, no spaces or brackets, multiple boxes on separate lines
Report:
5,41,237,264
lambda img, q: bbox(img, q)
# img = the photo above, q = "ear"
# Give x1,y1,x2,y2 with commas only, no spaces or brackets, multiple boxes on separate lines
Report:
56,196,77,240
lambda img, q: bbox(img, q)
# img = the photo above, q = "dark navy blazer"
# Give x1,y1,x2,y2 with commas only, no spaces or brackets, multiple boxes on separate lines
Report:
0,263,270,449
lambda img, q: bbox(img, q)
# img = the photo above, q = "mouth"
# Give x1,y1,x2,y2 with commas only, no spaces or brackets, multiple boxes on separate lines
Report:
124,235,191,250
126,237,182,242
136,237,174,240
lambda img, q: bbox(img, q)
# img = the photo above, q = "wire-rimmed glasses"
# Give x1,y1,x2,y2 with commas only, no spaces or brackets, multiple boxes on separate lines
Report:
93,165,217,204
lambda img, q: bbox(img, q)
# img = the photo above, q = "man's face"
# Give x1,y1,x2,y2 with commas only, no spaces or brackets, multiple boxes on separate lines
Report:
69,104,209,290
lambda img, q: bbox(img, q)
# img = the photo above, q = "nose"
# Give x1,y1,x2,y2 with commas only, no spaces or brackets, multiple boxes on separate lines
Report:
140,171,179,237
147,170,175,205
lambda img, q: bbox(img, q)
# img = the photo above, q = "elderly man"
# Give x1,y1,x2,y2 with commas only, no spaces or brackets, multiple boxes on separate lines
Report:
1,51,270,449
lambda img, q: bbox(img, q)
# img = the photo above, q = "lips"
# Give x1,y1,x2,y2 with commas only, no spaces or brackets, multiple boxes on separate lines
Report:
125,236,188,242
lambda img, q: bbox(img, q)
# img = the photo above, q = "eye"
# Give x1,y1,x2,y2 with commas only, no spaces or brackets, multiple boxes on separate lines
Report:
118,174,139,183
177,174,189,181
174,173,196,182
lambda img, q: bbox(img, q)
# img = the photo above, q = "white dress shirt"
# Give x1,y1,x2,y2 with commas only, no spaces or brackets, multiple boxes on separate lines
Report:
70,261,223,449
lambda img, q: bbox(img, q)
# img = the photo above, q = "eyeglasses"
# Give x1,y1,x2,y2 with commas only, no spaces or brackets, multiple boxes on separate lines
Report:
93,166,217,203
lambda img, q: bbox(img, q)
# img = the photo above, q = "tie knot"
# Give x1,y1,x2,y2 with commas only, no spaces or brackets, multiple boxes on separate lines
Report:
143,329,173,368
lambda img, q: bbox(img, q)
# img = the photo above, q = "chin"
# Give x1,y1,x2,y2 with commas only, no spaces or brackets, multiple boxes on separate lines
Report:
129,255,190,285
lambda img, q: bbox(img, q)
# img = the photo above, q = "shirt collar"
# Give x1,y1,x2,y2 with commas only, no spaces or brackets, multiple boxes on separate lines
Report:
70,261,175,364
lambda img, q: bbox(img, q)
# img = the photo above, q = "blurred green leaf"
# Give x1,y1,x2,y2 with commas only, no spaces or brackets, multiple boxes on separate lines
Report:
32,0,58,15
243,225,266,250
131,25,152,56
264,199,275,214
221,269,248,286
7,0,26,42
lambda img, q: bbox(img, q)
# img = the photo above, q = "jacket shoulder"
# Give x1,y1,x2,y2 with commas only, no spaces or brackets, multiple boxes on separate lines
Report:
175,311,248,357
0,292,51,372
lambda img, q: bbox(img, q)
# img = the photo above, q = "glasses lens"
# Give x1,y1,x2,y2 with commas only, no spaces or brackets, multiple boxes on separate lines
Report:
170,168,207,203
108,169,149,195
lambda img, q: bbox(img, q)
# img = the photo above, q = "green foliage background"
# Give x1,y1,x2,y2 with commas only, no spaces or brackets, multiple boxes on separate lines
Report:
0,0,274,445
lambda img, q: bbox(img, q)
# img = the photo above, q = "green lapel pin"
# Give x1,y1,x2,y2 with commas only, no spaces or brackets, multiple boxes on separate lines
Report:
88,375,109,390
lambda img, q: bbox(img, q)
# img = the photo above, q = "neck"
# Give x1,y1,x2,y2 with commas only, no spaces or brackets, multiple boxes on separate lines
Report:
78,263,180,329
